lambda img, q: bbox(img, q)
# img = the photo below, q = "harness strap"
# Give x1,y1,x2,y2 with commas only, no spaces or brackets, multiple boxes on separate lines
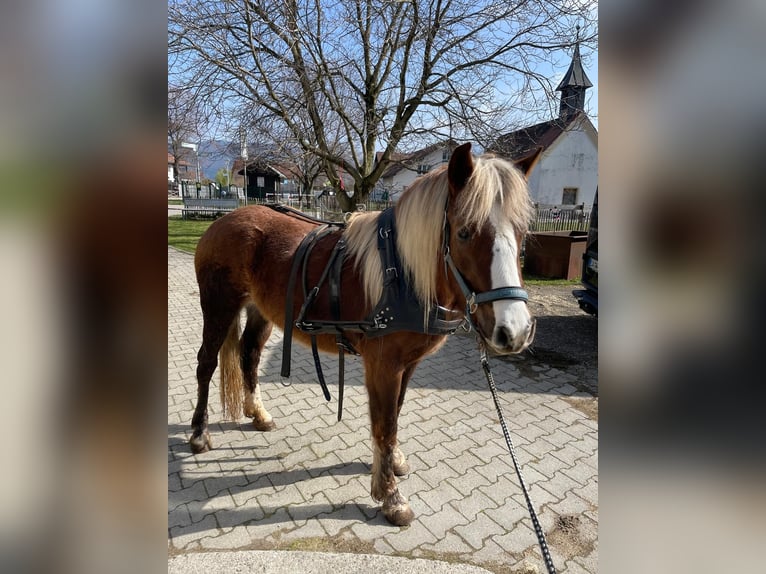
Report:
337,346,345,421
474,286,529,304
296,235,347,327
300,229,333,402
295,235,351,410
281,225,329,378
310,336,330,401
329,238,348,421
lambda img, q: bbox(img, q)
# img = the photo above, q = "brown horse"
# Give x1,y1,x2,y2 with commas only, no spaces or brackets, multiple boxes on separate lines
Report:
189,143,536,526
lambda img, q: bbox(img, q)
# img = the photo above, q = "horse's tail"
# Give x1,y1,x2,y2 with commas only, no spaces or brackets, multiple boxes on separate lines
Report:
219,313,244,420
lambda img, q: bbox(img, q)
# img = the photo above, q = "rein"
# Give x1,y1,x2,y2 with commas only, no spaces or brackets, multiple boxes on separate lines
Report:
441,202,556,574
479,344,557,574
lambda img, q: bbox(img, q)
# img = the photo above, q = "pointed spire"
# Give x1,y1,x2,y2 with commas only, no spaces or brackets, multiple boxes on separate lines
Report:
556,25,592,120
556,26,593,91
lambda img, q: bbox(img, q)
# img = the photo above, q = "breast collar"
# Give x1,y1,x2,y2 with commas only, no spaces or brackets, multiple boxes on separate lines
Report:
364,208,464,337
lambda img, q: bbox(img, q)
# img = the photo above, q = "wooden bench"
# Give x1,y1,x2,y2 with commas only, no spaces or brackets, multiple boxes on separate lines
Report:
182,197,239,219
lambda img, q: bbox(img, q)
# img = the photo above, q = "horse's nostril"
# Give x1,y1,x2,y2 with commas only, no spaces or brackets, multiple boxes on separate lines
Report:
495,326,512,348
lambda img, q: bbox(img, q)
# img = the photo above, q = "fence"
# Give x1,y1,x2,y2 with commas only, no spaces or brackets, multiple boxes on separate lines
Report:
177,189,590,232
240,194,393,222
530,206,591,232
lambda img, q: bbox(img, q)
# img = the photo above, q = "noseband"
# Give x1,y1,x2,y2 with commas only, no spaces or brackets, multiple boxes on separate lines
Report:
442,204,529,321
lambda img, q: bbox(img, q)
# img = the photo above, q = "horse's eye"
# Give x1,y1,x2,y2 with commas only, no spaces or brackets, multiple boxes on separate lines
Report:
457,228,470,241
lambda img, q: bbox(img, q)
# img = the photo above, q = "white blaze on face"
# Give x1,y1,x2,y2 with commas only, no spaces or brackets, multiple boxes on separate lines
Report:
489,211,532,348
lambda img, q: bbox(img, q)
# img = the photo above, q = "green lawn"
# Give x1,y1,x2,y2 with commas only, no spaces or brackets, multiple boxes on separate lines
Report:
522,274,581,286
168,217,213,253
168,198,184,205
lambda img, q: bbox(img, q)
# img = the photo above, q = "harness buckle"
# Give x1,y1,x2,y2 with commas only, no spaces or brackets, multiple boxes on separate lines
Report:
467,293,478,314
385,266,398,278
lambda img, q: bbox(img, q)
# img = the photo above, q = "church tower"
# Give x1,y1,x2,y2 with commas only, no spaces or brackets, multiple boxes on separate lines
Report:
556,26,593,121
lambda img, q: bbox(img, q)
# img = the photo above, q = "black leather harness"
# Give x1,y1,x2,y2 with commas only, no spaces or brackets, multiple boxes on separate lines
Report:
276,205,464,420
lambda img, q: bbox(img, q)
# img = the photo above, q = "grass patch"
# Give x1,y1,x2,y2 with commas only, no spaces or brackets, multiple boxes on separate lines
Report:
167,198,183,205
168,217,213,253
522,274,581,286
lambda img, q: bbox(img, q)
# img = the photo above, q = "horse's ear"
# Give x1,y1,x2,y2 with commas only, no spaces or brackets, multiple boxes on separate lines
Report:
514,147,542,180
448,142,474,197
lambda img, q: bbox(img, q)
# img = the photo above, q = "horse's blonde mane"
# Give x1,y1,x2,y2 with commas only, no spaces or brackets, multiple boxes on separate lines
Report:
345,153,533,313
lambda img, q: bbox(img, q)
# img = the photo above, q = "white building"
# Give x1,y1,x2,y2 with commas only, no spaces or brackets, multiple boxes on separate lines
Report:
490,34,598,210
376,140,458,201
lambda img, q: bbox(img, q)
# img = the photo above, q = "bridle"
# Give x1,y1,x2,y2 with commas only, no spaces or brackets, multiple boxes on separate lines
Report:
441,202,529,325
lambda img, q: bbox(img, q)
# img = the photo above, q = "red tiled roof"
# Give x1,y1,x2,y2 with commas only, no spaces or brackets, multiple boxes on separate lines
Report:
488,112,582,161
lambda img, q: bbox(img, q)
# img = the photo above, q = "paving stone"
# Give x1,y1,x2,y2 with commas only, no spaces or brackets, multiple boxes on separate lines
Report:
449,489,499,523
169,513,218,550
413,458,462,489
420,503,472,540
280,517,329,542
199,525,252,549
562,559,592,574
467,537,513,566
452,511,503,550
420,531,474,556
416,479,464,513
168,503,193,530
170,479,211,512
383,521,439,553
491,520,537,555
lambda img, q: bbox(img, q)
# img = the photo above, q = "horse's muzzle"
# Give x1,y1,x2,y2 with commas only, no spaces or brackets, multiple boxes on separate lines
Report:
489,317,536,354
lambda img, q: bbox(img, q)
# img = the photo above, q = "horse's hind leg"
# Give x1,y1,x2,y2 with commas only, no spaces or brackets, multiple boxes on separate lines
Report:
190,282,243,454
366,358,415,526
241,304,276,431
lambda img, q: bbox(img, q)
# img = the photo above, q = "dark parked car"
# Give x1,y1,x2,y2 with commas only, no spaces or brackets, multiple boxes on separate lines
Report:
573,189,598,315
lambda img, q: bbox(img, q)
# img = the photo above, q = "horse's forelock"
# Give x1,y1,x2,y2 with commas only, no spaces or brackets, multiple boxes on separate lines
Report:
458,156,534,234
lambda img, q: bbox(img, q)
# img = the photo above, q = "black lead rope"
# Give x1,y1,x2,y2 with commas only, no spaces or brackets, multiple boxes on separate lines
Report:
479,345,557,574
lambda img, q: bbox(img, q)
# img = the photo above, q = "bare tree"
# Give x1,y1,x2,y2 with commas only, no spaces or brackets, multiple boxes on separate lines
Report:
168,86,208,186
169,0,596,210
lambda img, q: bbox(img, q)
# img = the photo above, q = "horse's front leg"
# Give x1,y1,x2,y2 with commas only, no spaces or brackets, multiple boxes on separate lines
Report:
391,362,418,477
366,360,415,526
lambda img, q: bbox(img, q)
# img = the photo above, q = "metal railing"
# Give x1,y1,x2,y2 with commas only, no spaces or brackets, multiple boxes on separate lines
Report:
530,206,591,232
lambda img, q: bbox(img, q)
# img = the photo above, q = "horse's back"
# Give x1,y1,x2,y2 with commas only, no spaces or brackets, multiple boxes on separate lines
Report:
195,205,305,269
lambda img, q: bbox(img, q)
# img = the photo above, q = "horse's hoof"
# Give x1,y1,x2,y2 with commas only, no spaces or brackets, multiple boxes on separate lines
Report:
252,419,276,432
190,430,212,453
392,450,410,476
393,460,410,476
383,501,415,526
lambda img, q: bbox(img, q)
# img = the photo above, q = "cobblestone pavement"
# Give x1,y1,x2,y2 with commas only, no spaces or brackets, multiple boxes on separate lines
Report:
168,246,598,574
